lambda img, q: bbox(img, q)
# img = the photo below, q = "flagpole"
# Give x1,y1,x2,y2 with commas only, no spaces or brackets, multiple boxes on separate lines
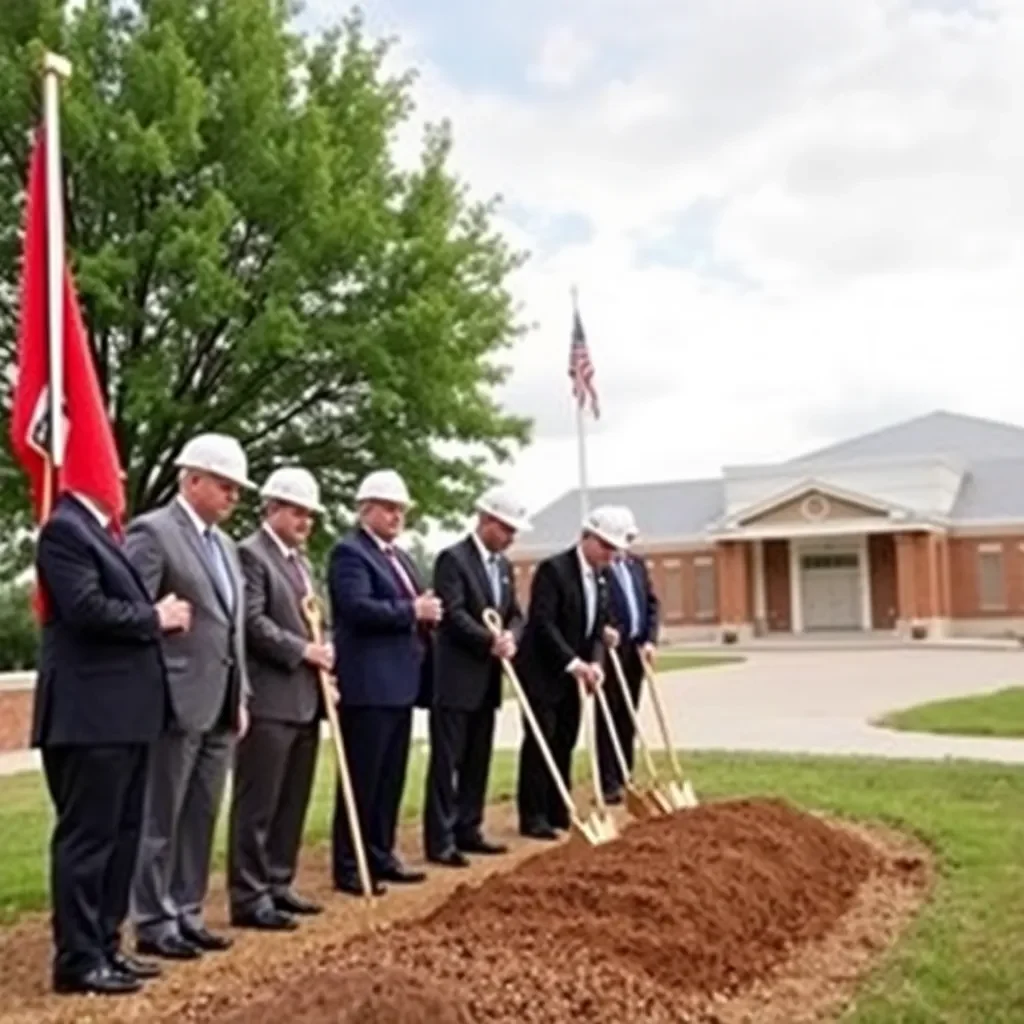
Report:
42,52,72,477
571,284,590,521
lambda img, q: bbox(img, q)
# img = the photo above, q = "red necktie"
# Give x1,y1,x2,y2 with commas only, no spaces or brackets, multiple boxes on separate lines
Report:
385,547,418,598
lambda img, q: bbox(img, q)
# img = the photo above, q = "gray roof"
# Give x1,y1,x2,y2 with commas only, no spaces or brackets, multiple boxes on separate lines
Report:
521,478,723,550
950,457,1024,520
523,411,1024,550
789,410,1024,465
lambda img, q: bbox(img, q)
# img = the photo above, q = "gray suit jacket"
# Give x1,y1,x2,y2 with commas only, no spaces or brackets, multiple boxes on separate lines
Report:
238,528,321,725
125,500,250,734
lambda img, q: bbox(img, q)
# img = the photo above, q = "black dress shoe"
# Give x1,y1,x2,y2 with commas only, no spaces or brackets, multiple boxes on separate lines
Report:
334,876,386,897
179,923,233,951
520,823,559,841
109,951,162,979
427,849,471,868
456,835,508,855
231,906,298,931
377,864,427,884
136,934,202,960
603,790,625,806
54,963,142,995
273,890,323,916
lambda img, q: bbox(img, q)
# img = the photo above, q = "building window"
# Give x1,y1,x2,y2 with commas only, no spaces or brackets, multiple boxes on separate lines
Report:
694,556,716,621
977,545,1006,611
662,559,684,620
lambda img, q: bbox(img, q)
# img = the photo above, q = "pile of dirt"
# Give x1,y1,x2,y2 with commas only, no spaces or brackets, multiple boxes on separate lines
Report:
228,966,474,1024
220,798,905,1023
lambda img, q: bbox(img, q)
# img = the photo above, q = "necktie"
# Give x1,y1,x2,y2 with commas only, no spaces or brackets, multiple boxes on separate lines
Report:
385,547,418,598
616,561,640,638
487,554,502,606
582,568,595,636
286,552,310,598
203,529,235,609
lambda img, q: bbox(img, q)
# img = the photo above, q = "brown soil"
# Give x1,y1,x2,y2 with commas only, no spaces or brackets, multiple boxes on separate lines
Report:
0,797,931,1024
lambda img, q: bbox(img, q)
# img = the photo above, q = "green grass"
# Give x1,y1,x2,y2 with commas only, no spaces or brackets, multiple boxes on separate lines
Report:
2,747,1024,1021
876,686,1024,738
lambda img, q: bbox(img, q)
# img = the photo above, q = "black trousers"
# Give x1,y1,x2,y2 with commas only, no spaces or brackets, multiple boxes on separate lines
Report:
423,704,496,857
42,743,149,978
227,717,320,914
516,685,581,831
331,707,412,883
596,643,644,796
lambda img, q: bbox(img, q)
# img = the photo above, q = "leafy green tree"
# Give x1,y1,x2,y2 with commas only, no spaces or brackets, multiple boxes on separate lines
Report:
0,0,530,570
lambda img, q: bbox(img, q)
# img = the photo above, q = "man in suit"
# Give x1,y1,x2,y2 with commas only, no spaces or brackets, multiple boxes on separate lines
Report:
227,467,334,930
514,505,627,839
327,469,442,895
127,433,252,959
596,507,660,803
423,486,530,867
33,491,191,995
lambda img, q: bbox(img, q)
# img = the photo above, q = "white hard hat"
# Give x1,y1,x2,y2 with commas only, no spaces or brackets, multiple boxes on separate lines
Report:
355,469,412,506
174,433,253,489
622,507,639,542
582,504,632,550
475,486,532,532
260,467,323,513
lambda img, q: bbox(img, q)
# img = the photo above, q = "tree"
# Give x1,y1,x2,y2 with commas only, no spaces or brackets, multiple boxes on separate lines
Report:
0,0,530,570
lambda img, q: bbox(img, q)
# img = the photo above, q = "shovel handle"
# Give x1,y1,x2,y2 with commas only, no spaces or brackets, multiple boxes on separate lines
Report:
301,594,374,902
608,646,662,785
579,680,607,814
642,665,685,783
483,609,585,832
594,684,632,785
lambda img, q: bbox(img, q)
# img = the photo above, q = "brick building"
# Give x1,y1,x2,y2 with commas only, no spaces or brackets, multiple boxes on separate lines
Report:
510,411,1024,642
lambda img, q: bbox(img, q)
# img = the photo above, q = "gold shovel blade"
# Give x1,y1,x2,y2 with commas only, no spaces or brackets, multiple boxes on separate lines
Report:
625,786,662,819
666,779,699,809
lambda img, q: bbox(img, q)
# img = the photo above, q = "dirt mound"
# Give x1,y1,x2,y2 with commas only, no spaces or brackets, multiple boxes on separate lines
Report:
228,966,474,1024
220,798,891,1023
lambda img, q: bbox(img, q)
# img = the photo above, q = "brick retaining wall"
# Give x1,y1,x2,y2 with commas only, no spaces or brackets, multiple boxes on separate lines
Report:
0,688,33,752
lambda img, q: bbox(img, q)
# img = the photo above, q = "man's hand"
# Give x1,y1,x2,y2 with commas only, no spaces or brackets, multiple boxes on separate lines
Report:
414,589,443,624
602,625,620,650
587,662,605,692
325,679,341,705
491,630,516,661
155,593,191,633
237,703,250,740
641,642,657,669
303,642,335,672
570,660,601,692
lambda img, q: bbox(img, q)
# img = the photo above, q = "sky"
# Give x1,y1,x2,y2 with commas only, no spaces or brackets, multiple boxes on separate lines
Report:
299,0,1023,523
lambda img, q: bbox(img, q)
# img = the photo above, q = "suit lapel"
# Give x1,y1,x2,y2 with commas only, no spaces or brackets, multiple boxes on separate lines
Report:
457,536,492,606
63,497,151,600
170,502,232,616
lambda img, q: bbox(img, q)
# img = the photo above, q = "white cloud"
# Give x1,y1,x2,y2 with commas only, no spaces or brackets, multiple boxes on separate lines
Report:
305,0,1024,522
527,24,595,89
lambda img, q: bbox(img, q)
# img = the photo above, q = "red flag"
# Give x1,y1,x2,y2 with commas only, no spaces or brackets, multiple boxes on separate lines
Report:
9,129,126,615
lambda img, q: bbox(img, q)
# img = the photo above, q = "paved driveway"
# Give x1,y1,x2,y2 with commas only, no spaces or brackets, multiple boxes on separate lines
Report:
484,648,1024,764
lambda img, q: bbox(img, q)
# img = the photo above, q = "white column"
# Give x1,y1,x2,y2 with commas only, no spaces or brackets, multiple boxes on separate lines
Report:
753,539,767,633
789,538,804,634
859,534,873,631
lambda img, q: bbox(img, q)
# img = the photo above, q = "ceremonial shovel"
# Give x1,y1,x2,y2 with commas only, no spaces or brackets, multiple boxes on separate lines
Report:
642,663,699,809
482,609,614,846
579,680,620,842
301,594,376,901
607,647,675,814
593,683,663,819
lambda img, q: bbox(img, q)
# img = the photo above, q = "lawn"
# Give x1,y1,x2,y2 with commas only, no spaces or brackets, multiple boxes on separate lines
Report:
2,747,1024,1022
876,685,1024,738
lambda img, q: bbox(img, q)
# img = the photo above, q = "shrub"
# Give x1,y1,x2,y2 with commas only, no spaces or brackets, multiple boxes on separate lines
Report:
0,585,39,672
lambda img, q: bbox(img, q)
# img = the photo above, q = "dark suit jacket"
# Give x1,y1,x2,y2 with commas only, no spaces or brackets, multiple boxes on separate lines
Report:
431,535,524,712
605,554,660,646
328,527,433,709
238,528,322,725
513,546,609,706
31,494,168,748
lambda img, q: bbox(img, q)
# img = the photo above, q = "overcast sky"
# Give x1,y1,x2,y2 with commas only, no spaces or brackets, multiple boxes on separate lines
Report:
300,0,1022,520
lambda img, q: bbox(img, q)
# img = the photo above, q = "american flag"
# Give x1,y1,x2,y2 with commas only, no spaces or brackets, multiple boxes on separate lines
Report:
568,300,599,419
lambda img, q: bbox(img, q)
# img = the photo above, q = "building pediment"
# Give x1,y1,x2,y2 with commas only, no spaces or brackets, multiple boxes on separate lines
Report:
719,479,914,536
738,486,889,528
